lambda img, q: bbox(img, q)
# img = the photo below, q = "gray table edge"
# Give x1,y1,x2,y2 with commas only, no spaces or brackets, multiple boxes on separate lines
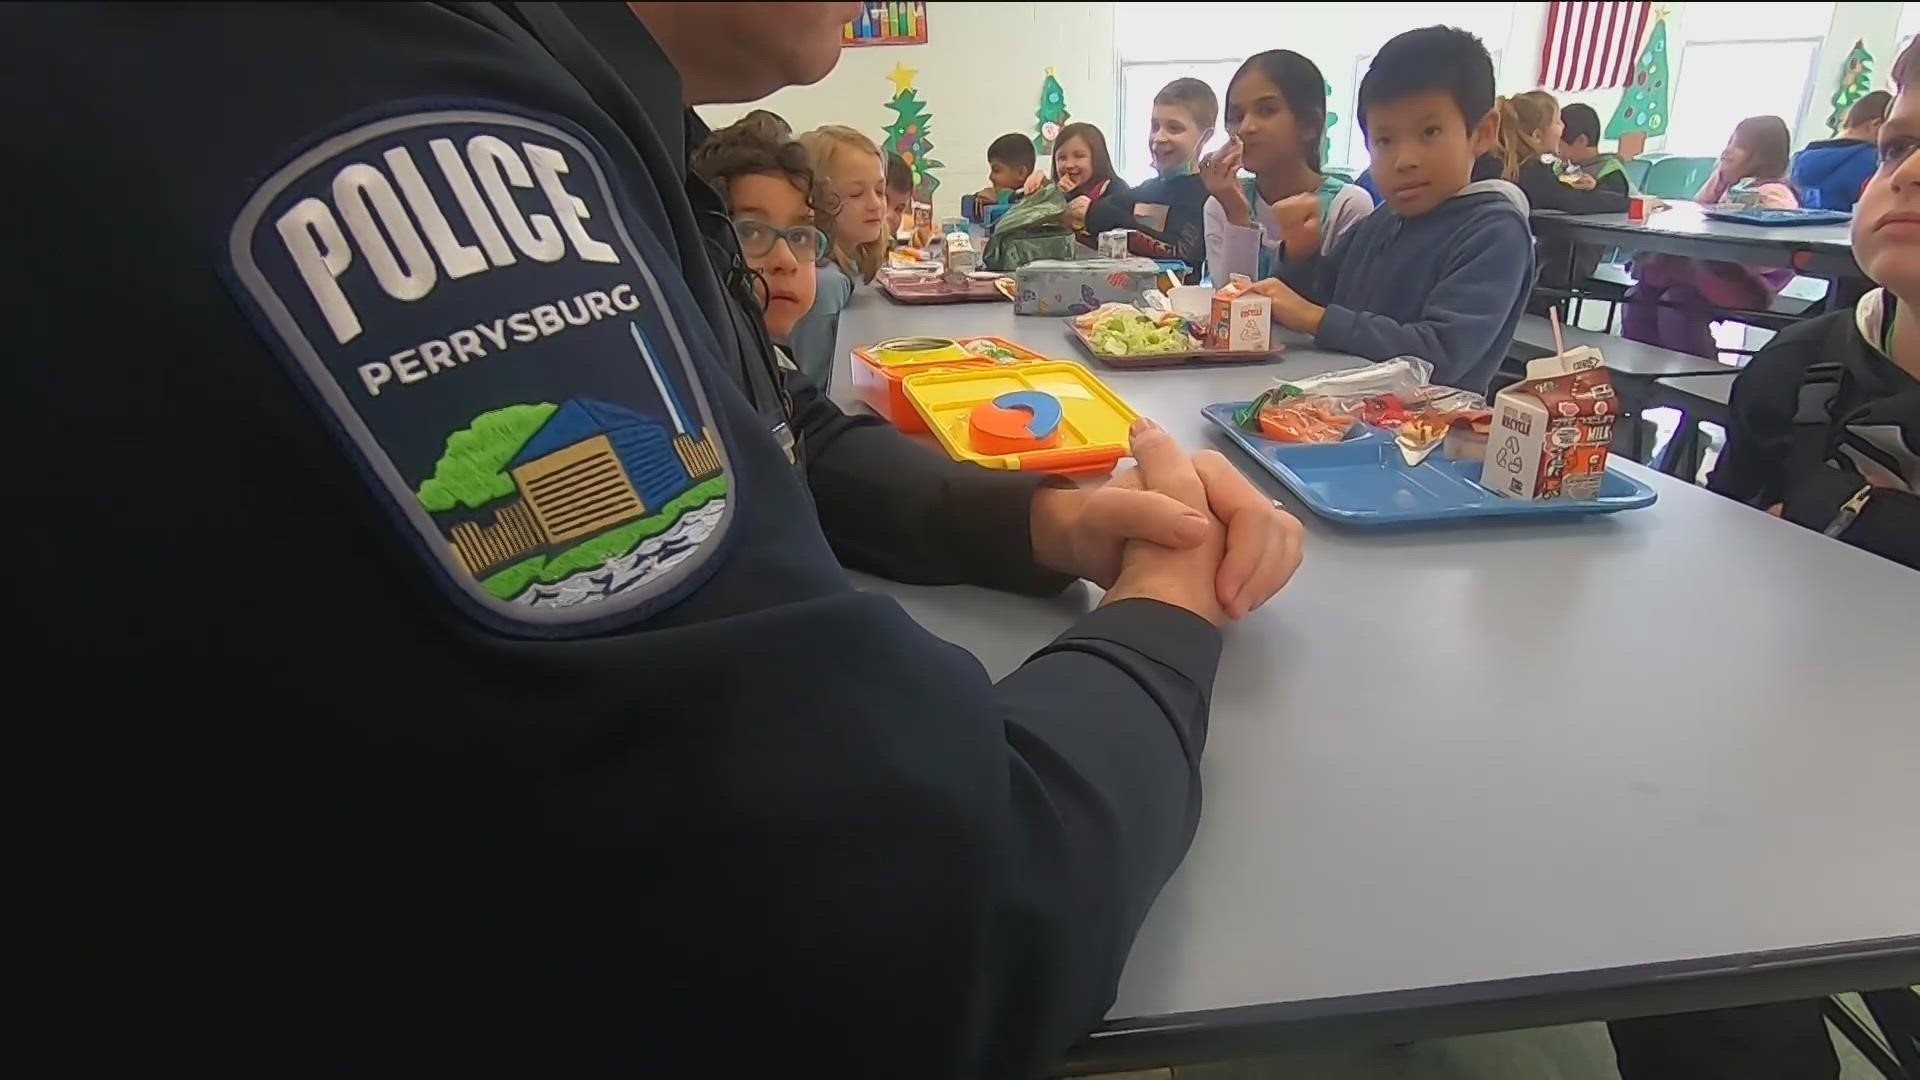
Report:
1061,933,1920,1074
1529,211,1861,278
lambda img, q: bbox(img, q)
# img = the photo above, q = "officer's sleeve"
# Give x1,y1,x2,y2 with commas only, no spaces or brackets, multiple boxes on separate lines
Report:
791,373,1077,596
975,598,1219,1074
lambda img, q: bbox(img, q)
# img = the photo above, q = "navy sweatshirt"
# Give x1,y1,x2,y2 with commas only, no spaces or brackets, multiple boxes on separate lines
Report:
1275,180,1535,394
1086,171,1210,280
1790,138,1877,211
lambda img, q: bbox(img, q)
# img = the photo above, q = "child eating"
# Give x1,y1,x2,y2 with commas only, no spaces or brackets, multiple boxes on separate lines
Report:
975,132,1036,212
1084,77,1217,278
691,116,828,381
1201,50,1373,281
1624,115,1796,358
1246,26,1533,394
1050,122,1130,245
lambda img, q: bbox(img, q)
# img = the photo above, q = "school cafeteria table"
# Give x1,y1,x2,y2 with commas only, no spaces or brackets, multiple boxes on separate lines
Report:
830,290,1920,1074
1530,200,1860,280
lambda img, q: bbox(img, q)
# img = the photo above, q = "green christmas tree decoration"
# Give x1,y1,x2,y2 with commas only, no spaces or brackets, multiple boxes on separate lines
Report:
1605,13,1669,150
1034,67,1070,155
1827,40,1875,134
883,63,943,200
1321,79,1338,166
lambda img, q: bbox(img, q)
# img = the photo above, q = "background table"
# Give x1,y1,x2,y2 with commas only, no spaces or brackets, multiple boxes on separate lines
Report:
1531,201,1859,280
832,292,1920,1073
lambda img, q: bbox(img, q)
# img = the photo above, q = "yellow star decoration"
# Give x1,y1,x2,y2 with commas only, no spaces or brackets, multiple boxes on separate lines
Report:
887,63,918,96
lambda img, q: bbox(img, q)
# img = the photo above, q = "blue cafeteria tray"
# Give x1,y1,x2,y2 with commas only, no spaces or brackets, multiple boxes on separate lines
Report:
1202,402,1657,526
1701,207,1851,227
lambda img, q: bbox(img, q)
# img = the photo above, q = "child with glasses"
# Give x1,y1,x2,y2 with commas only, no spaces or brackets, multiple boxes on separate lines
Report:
693,115,836,388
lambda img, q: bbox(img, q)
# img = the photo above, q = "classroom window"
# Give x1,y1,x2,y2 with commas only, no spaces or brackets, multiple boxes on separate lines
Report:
1665,40,1821,156
1115,60,1240,184
1664,1,1833,156
1901,2,1920,60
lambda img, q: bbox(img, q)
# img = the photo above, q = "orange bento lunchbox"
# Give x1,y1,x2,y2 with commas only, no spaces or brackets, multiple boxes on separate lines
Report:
849,335,1050,433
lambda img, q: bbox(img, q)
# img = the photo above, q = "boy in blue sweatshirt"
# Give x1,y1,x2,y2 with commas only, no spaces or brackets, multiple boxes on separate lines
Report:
1790,89,1889,211
1249,26,1534,394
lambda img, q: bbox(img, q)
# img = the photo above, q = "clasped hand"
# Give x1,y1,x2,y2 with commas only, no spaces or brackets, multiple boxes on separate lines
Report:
1031,419,1304,624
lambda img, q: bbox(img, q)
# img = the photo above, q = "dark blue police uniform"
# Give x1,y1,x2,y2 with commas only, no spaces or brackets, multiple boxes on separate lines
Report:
11,4,1221,1075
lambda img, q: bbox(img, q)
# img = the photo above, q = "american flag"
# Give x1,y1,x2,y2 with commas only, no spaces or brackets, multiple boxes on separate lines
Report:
1538,1,1653,92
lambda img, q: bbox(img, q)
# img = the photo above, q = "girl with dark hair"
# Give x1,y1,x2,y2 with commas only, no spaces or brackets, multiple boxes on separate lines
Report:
1625,115,1799,357
1050,121,1131,247
1199,49,1372,282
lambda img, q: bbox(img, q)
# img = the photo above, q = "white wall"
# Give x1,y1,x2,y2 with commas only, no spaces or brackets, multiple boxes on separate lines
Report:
702,1,1904,209
700,2,1116,216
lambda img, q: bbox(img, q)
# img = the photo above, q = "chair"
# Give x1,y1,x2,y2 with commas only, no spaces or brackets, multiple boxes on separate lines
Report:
1641,156,1718,199
1622,156,1652,193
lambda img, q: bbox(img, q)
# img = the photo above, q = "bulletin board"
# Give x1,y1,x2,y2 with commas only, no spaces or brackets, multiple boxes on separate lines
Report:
844,1,929,47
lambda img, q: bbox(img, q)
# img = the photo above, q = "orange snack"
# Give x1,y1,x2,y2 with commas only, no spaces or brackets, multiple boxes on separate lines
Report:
1257,399,1358,443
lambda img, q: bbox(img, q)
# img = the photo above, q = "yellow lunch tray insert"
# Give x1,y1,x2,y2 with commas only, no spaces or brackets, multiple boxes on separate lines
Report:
902,362,1139,475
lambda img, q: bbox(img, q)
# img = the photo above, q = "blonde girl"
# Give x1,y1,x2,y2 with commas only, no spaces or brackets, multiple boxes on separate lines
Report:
799,125,887,283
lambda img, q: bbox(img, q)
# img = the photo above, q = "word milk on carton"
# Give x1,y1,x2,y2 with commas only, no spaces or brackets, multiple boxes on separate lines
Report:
1481,346,1617,500
1208,274,1271,351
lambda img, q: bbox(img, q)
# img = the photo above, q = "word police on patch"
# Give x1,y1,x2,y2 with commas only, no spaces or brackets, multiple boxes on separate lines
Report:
225,107,735,635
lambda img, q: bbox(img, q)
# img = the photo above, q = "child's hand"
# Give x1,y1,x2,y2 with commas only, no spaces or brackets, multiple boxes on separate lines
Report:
1568,173,1598,191
1270,192,1320,262
1200,139,1250,226
975,185,997,205
1021,170,1047,197
1065,195,1092,232
1246,277,1323,334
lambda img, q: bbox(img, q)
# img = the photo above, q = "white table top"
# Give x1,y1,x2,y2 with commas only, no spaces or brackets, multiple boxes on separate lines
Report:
830,291,1920,1050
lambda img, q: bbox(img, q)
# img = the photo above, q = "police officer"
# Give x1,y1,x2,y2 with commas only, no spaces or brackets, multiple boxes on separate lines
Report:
14,2,1302,1075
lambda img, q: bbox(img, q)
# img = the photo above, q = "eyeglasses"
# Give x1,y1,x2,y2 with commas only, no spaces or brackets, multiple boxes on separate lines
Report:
732,219,829,264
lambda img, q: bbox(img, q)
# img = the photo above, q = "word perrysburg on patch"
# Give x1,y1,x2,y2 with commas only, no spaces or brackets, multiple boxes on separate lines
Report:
224,104,737,634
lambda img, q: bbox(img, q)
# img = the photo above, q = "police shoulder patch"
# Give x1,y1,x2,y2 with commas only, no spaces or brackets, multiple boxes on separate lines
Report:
224,105,735,635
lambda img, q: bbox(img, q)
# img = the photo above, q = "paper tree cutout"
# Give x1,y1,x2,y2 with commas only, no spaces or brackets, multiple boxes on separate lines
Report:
1322,79,1338,166
1034,67,1070,155
1605,13,1669,142
1827,40,1875,134
884,63,943,199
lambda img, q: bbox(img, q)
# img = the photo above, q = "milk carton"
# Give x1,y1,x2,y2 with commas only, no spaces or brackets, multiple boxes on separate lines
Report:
1207,275,1271,352
1480,347,1617,500
942,226,978,282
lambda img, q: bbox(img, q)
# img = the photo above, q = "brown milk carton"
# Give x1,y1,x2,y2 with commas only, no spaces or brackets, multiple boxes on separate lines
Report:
1207,275,1271,351
1480,347,1617,500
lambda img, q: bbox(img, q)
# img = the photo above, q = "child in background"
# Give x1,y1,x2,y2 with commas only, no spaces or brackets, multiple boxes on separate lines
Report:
790,125,888,390
1507,96,1629,312
1245,26,1533,394
1624,115,1797,358
975,133,1036,211
1611,44,1920,1080
1201,50,1373,281
1556,102,1629,189
1791,89,1890,211
1085,77,1217,279
884,154,913,242
690,116,827,373
1051,122,1131,246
